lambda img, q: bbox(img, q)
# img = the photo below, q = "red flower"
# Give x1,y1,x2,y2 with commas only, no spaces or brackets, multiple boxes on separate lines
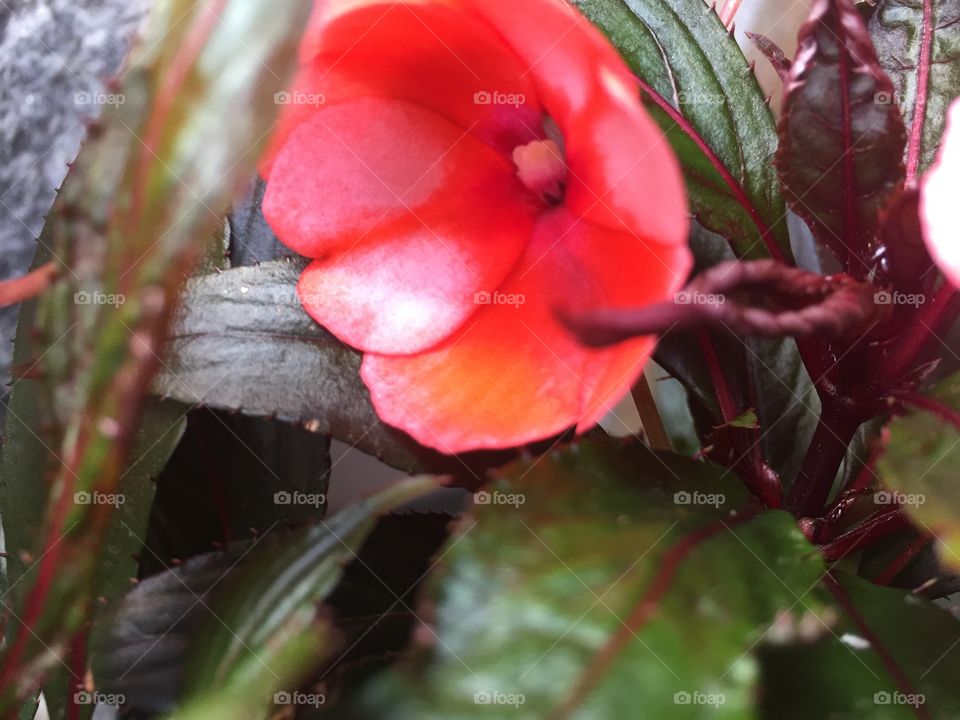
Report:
922,98,960,288
261,0,690,452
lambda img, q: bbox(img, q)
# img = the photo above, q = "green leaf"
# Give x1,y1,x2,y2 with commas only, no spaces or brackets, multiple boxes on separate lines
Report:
878,372,960,568
93,478,437,717
760,571,960,719
777,0,907,271
359,438,824,718
870,0,960,178
574,0,791,260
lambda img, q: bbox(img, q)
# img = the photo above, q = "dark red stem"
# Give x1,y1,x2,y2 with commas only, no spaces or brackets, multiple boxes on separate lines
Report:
878,283,960,384
786,401,862,517
875,535,933,586
905,0,934,184
899,392,960,432
822,573,931,720
819,507,911,561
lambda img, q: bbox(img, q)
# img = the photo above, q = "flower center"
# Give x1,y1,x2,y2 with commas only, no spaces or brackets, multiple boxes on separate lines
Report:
512,139,568,206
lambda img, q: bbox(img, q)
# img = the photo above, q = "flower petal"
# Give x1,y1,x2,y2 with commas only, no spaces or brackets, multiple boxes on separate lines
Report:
361,208,690,452
296,181,537,355
921,98,960,287
465,0,689,247
263,97,535,261
261,1,542,175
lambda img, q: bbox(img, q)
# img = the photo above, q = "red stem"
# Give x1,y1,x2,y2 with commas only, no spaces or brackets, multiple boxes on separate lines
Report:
818,507,911,561
822,573,931,720
697,330,738,422
906,0,934,184
899,392,960,432
786,401,862,517
0,263,56,307
875,534,933,586
635,76,785,262
878,283,960,383
550,508,760,720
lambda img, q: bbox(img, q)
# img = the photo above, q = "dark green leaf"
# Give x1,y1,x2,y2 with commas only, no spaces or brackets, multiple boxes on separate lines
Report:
777,0,907,272
760,571,960,719
93,478,437,716
358,439,824,718
575,0,792,260
870,0,960,178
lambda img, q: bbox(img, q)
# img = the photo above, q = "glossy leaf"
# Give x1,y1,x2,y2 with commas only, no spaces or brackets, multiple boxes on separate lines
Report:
878,372,960,568
869,0,960,180
760,571,960,719
574,0,792,260
93,478,436,716
359,439,824,718
777,0,907,274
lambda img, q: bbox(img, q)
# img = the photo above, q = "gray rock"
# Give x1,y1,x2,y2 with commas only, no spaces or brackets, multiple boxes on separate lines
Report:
0,0,149,398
